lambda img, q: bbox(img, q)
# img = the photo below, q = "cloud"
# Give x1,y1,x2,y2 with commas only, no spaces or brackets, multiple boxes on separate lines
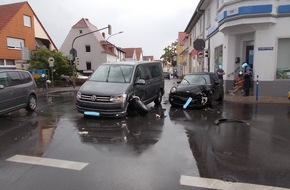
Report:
1,0,198,59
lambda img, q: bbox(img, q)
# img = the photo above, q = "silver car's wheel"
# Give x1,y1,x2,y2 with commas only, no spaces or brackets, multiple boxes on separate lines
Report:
26,95,37,111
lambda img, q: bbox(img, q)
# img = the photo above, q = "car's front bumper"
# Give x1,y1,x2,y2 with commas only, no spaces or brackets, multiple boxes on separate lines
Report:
76,99,128,118
169,94,207,108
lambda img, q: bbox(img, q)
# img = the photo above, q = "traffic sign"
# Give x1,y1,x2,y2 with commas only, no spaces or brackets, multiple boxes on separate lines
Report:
193,39,205,51
198,51,204,58
48,57,54,67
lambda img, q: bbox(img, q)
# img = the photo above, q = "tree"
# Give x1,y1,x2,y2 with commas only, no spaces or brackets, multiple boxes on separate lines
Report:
28,48,70,80
160,40,178,67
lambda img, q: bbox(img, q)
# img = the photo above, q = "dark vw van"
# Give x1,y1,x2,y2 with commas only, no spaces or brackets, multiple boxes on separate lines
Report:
76,61,164,117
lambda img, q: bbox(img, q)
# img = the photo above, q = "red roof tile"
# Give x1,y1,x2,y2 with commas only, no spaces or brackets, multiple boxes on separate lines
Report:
178,32,188,46
0,2,26,31
122,47,143,60
72,18,105,42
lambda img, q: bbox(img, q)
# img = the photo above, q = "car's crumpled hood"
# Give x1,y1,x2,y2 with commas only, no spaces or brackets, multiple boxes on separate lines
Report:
79,81,130,96
176,84,211,95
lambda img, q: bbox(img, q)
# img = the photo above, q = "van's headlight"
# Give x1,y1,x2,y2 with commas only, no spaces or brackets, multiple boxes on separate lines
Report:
77,91,82,100
170,87,177,93
110,94,127,102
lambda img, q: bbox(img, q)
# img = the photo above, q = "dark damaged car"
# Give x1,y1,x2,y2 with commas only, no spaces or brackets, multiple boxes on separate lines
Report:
169,72,224,108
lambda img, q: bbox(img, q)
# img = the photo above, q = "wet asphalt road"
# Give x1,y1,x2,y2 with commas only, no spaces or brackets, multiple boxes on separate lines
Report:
0,79,290,190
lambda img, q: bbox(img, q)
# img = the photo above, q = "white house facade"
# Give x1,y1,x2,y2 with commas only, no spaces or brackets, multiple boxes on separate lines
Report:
183,0,290,96
60,18,125,75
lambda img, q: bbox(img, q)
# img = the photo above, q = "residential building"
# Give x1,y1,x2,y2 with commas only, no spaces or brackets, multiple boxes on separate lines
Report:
0,2,57,70
60,18,125,75
182,0,290,96
122,47,144,61
143,55,154,61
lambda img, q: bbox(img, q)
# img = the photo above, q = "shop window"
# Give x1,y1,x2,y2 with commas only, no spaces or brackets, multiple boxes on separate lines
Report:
277,38,290,79
214,45,223,71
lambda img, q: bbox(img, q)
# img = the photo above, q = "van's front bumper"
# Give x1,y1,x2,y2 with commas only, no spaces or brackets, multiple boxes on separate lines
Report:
76,99,128,118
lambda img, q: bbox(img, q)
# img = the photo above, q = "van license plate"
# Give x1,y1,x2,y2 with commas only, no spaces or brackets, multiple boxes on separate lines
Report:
84,111,100,117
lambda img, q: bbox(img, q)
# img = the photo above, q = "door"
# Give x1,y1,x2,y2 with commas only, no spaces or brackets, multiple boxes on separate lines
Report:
7,71,26,108
0,72,12,113
246,45,254,69
133,65,149,102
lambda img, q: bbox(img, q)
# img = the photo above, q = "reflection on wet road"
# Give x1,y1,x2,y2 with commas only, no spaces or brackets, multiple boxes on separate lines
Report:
0,84,290,190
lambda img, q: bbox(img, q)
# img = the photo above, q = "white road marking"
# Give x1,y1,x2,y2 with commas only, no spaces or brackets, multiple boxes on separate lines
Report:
7,155,88,171
180,175,290,190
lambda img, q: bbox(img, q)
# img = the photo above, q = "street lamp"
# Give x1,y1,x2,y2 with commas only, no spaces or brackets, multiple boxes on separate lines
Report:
106,31,123,41
69,24,112,88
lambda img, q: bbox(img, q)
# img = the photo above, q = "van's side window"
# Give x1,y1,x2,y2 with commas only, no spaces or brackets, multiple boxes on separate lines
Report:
7,71,22,86
0,72,9,87
135,66,151,81
149,64,162,78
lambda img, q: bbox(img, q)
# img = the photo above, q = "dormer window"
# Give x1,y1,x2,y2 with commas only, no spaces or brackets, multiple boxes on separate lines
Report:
23,15,31,27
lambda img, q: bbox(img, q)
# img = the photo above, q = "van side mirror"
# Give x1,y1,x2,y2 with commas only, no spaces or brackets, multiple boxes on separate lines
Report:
215,81,221,85
135,79,145,85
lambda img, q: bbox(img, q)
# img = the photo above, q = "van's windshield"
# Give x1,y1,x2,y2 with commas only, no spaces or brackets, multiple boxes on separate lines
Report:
89,65,134,83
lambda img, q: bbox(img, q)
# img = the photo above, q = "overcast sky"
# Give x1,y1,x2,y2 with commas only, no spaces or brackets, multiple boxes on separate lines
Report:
2,0,198,59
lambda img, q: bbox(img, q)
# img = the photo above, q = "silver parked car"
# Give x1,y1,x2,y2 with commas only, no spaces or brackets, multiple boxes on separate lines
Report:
0,70,37,115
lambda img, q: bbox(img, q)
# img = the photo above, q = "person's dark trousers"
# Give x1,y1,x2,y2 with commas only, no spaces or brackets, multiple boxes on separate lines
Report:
244,77,251,96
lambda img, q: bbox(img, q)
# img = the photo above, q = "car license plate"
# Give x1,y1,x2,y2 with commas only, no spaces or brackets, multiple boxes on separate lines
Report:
84,111,100,117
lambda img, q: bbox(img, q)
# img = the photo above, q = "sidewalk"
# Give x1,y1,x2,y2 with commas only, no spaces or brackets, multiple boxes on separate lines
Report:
41,86,290,104
224,93,290,104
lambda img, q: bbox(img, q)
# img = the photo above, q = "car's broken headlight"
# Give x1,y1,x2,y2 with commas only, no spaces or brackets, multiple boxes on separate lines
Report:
170,87,177,93
110,94,127,102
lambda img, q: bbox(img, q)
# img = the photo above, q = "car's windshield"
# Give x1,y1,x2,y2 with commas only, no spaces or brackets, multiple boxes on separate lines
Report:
181,74,210,85
89,65,134,83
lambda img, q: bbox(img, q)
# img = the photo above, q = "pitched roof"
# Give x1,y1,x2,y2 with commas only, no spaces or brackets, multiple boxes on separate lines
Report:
73,18,105,42
0,1,57,50
100,41,116,56
134,48,143,61
178,32,188,46
122,48,135,58
143,56,154,61
122,47,143,60
0,2,26,31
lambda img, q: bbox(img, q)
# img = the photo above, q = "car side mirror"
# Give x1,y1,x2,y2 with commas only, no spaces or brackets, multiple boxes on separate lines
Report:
0,85,5,89
135,79,146,85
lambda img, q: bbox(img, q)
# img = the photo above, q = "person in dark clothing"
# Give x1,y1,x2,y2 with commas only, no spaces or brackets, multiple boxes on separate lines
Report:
242,62,252,96
216,65,225,82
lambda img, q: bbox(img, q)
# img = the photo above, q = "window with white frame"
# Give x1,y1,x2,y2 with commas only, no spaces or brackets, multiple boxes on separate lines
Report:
199,17,203,34
7,37,24,49
23,15,31,27
206,9,211,28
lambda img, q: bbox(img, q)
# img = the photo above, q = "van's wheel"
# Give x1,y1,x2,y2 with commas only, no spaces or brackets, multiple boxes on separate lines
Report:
154,90,163,105
131,96,148,116
26,95,37,111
